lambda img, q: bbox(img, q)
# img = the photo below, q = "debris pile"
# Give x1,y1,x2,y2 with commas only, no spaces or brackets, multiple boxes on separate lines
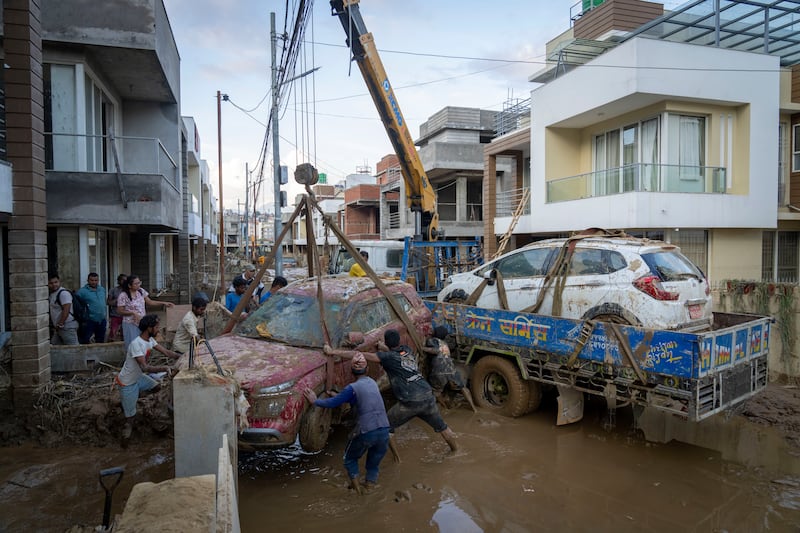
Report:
22,368,174,447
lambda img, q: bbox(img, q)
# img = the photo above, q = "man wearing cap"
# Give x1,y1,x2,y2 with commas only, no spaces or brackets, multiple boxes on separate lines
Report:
303,352,397,494
228,263,264,303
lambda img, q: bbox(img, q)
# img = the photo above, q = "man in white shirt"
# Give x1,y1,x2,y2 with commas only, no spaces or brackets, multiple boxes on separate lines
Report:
116,314,180,441
172,297,207,354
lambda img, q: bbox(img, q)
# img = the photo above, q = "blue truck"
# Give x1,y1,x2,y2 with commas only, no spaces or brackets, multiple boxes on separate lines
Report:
426,301,770,424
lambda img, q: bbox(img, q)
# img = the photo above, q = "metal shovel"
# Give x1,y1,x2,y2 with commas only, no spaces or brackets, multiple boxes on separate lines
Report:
99,466,124,530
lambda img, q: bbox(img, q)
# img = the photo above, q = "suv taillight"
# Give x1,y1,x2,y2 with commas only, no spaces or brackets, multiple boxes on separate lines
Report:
633,274,679,301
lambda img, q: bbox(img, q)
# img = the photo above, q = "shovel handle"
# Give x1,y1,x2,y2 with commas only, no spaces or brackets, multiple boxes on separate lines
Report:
99,466,124,529
99,466,124,489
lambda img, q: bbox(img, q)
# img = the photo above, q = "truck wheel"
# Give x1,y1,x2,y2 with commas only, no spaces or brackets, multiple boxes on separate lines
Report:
526,381,542,413
471,356,530,417
298,400,332,452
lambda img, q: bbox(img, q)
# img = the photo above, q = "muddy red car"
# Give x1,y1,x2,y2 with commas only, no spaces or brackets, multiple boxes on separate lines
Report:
194,276,432,452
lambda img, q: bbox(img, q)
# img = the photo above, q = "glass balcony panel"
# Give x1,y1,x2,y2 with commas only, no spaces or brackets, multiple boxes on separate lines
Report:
546,164,726,202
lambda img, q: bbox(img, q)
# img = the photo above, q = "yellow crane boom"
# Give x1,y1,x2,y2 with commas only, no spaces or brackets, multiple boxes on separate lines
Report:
330,0,440,241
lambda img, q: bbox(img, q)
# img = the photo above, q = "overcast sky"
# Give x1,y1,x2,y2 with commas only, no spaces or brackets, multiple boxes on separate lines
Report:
162,0,584,211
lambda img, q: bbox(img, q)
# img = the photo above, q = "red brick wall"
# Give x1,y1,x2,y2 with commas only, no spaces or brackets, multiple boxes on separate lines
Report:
344,184,380,204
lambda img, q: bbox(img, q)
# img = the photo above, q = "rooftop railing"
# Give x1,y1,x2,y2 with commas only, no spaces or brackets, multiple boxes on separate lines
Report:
546,163,726,203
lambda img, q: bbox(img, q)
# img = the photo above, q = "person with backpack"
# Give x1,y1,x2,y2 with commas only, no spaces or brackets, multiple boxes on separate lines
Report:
48,274,79,345
76,272,108,344
117,274,174,350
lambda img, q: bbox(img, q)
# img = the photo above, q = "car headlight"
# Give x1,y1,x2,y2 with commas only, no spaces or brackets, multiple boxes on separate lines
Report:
251,395,288,418
258,381,295,395
251,380,295,418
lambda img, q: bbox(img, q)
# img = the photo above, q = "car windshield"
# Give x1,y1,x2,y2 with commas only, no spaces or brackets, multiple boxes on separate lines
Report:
237,292,343,347
641,250,704,282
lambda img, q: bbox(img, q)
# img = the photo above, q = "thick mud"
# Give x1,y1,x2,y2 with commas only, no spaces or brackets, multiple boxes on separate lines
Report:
1,387,800,532
0,442,174,532
237,393,800,532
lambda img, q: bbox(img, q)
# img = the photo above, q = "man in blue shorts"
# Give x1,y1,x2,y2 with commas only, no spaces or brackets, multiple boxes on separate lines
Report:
116,314,180,442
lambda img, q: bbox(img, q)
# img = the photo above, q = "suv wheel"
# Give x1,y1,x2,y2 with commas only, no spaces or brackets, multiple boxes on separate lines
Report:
470,356,529,417
443,288,469,304
298,396,332,452
582,303,639,326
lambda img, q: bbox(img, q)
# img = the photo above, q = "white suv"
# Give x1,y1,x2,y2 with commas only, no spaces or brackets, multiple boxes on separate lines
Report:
438,235,712,331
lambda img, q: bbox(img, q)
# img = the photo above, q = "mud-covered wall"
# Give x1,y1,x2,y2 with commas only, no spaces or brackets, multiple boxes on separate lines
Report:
714,284,800,379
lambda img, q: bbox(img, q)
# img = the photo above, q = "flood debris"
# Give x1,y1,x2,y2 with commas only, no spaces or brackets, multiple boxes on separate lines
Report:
0,367,175,448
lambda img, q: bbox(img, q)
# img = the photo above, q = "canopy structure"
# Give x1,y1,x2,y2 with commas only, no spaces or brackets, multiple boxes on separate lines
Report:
623,0,800,66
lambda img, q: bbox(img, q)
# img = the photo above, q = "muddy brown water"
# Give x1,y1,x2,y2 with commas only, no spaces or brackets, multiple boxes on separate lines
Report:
2,397,800,532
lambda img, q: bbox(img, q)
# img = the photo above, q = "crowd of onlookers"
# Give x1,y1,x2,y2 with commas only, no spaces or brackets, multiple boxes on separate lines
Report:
48,272,174,348
47,265,289,348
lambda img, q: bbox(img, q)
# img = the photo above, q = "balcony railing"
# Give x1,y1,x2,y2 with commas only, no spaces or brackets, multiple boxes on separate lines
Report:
546,164,726,203
45,132,178,189
496,187,531,217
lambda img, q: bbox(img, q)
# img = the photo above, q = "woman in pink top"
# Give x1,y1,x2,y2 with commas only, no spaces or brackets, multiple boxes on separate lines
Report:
117,274,173,349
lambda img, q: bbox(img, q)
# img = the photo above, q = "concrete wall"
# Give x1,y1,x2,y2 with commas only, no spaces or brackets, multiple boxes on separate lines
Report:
714,288,800,379
39,0,180,103
709,229,763,282
46,172,182,229
173,368,238,479
122,101,181,189
419,143,485,173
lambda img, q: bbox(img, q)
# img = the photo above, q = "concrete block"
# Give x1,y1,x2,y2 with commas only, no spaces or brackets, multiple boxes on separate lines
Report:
174,368,238,479
11,369,49,388
11,313,49,330
10,299,49,316
10,327,49,346
9,341,49,360
11,354,49,374
9,287,49,303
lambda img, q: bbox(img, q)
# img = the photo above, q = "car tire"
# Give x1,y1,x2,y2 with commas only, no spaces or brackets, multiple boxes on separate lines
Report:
298,395,332,452
526,381,542,413
582,303,639,326
470,355,529,418
443,289,468,304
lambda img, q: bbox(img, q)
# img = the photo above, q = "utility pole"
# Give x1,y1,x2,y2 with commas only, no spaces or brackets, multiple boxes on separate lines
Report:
271,12,283,277
244,162,249,259
217,90,225,294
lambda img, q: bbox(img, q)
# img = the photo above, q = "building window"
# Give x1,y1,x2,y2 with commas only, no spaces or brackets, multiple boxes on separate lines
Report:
762,231,775,281
779,123,788,205
793,124,800,172
467,180,482,221
44,63,115,173
763,230,799,283
666,114,706,191
593,118,659,194
437,181,457,221
670,229,708,275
